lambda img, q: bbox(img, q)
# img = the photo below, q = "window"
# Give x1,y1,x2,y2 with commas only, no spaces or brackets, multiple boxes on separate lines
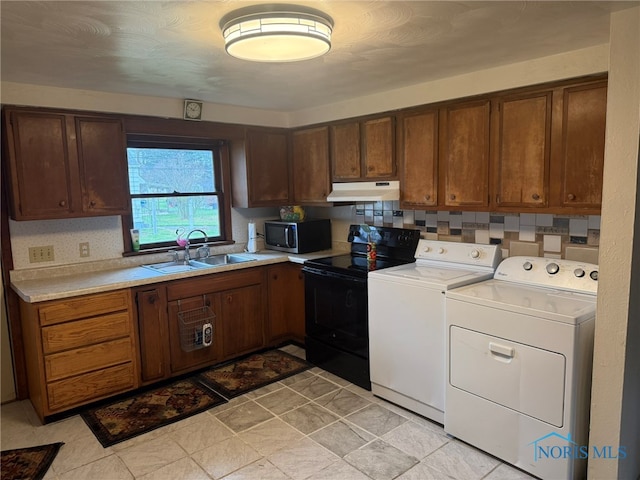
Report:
124,135,231,251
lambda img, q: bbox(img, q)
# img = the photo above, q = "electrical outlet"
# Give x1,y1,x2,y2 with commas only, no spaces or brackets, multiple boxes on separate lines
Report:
28,246,54,263
79,242,90,258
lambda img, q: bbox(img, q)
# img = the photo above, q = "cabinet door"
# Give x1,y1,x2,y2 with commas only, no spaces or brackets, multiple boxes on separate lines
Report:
555,83,607,209
4,110,77,219
292,126,331,203
136,288,170,383
246,129,290,205
363,116,395,179
267,264,305,345
400,110,438,208
492,92,551,208
167,294,220,374
220,284,264,359
440,101,491,208
331,122,361,180
76,116,130,214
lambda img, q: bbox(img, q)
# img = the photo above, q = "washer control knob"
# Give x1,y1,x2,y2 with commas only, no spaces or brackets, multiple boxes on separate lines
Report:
546,263,560,275
523,261,533,271
590,270,599,281
470,249,480,259
574,268,585,278
437,247,445,254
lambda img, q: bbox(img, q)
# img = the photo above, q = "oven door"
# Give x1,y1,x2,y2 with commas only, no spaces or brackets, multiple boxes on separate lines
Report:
303,266,369,358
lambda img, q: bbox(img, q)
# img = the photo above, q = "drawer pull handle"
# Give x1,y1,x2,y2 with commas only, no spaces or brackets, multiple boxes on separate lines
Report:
489,342,514,358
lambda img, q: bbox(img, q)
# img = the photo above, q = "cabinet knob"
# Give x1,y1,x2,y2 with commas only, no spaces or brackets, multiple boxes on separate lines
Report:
226,295,233,304
89,200,96,208
567,193,576,201
449,194,456,201
424,194,431,201
532,193,540,201
59,200,66,207
272,274,278,280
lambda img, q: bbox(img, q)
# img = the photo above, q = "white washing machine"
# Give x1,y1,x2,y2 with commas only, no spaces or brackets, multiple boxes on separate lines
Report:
368,239,501,423
445,256,598,480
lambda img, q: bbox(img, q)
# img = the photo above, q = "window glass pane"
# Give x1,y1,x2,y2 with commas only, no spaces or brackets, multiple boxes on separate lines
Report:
127,148,215,194
131,196,221,246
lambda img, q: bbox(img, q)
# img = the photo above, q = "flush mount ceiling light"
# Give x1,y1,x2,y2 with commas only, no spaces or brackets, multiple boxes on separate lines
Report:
220,4,333,62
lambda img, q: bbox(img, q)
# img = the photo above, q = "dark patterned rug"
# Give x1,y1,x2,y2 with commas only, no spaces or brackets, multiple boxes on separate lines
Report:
197,349,312,398
1,442,63,480
81,378,226,447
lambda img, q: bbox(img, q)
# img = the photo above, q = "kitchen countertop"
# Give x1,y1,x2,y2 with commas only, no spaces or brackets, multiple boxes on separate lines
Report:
10,248,344,303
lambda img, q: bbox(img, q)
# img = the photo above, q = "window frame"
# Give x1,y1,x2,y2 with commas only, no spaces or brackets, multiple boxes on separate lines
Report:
122,134,233,254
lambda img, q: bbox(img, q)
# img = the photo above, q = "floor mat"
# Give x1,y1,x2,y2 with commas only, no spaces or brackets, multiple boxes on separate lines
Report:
1,442,64,480
81,378,226,447
197,349,312,398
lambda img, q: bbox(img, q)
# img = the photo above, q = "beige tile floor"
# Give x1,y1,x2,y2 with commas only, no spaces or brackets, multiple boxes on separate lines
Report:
1,345,536,480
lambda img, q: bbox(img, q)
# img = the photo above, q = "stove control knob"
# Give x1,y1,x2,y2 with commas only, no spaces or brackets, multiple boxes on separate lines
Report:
470,249,480,259
546,263,560,275
590,270,599,281
574,268,585,278
423,247,431,253
437,247,445,254
523,261,533,271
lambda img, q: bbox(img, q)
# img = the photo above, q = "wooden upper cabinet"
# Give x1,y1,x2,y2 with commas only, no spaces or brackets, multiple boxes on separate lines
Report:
4,111,77,219
363,117,395,178
439,100,491,208
399,110,438,208
331,116,395,181
331,122,361,180
492,92,552,209
231,128,290,208
3,108,129,220
76,116,130,214
292,126,331,204
552,82,607,210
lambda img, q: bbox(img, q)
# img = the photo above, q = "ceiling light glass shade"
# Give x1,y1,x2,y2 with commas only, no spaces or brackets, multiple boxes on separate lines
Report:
221,7,333,62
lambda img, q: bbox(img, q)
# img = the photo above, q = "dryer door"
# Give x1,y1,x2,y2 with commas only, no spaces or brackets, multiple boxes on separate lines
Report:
449,326,566,427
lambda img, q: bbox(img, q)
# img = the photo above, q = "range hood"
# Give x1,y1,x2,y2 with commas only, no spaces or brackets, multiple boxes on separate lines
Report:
327,181,400,202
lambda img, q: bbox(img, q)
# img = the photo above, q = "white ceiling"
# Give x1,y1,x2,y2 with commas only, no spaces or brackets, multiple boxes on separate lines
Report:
0,1,634,111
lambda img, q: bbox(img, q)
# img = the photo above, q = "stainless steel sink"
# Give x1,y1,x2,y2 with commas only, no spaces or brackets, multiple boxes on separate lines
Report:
192,254,255,266
141,260,212,274
142,254,255,274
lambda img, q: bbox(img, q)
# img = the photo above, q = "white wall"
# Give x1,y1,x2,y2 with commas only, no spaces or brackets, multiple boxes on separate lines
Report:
589,6,640,479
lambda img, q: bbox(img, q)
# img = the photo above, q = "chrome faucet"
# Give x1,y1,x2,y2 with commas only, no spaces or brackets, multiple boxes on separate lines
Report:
183,229,208,263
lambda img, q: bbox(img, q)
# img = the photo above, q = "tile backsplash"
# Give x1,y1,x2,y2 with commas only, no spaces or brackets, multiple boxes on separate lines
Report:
350,201,600,262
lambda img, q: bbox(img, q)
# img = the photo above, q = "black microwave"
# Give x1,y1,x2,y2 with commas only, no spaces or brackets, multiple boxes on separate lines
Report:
264,219,332,254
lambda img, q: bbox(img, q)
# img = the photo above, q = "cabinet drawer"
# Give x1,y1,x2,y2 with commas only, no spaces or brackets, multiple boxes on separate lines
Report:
42,311,131,354
45,337,133,381
47,363,135,411
39,290,130,326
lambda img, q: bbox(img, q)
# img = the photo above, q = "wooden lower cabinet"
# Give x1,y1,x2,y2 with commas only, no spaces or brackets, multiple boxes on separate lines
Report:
219,285,264,359
167,293,221,374
267,263,305,345
165,267,266,367
20,289,138,422
135,287,170,384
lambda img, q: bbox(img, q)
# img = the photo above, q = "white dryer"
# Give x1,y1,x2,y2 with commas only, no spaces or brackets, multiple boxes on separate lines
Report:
368,239,500,423
445,256,598,480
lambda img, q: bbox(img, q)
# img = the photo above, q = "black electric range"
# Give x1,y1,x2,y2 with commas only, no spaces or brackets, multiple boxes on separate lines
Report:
302,224,420,389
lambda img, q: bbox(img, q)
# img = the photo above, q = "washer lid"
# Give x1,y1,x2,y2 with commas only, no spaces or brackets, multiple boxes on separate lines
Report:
446,279,596,324
368,263,494,289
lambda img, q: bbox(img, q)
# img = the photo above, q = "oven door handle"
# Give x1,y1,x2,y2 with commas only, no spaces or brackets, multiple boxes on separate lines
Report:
302,266,367,285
